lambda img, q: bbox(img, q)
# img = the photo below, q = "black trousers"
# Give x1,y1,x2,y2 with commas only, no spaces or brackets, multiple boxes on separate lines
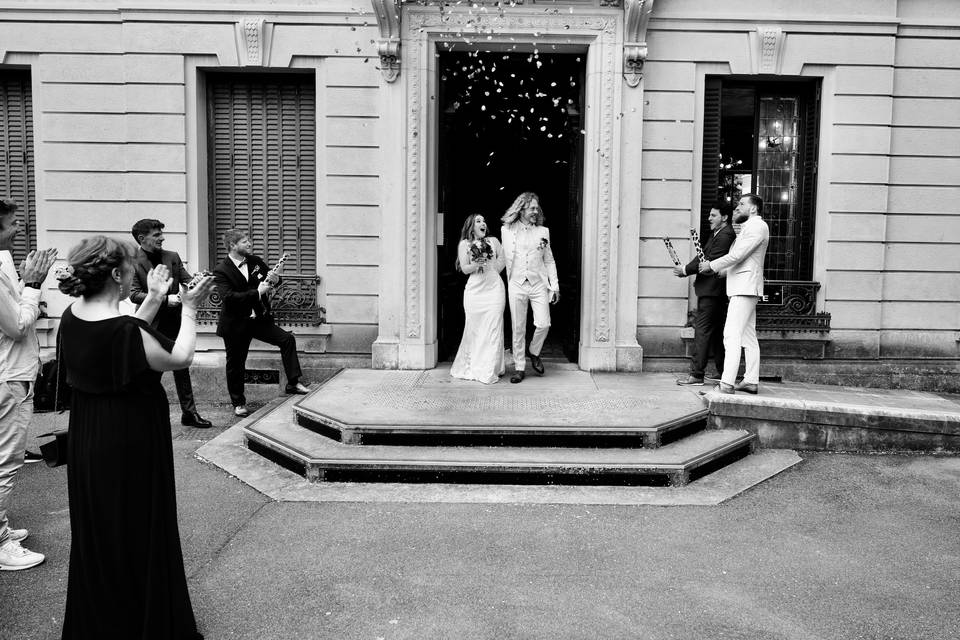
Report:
222,318,302,407
156,312,197,415
690,294,728,379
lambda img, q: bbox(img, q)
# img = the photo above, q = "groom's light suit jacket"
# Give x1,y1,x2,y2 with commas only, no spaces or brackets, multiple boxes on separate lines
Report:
708,215,770,297
500,223,559,293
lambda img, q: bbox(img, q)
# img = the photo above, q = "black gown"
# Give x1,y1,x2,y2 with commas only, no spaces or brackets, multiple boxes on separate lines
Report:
60,307,202,640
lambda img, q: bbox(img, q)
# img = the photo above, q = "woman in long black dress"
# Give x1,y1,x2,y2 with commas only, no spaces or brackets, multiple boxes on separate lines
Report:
56,236,214,640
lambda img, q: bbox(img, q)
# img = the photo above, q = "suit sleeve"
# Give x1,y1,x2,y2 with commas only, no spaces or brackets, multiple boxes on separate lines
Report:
682,256,698,276
129,264,149,306
709,221,765,274
542,228,559,291
173,253,192,287
500,226,512,280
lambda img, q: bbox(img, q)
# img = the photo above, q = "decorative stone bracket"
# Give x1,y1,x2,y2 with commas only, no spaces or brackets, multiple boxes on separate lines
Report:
623,0,654,87
372,0,401,82
750,26,785,75
238,17,267,66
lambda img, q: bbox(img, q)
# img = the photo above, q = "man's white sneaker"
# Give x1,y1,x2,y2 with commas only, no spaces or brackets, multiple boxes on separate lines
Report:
0,539,45,571
7,527,28,542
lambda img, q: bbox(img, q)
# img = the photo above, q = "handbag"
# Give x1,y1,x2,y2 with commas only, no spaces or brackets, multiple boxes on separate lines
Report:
38,330,68,468
37,429,68,468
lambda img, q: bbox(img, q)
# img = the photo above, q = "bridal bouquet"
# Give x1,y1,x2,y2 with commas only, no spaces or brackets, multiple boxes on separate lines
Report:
469,238,494,272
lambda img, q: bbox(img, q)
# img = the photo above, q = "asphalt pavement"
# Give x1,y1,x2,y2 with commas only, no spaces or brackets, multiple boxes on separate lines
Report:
2,401,959,640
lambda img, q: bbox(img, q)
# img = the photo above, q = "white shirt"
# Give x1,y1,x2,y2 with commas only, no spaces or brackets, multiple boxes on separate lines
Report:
0,250,42,382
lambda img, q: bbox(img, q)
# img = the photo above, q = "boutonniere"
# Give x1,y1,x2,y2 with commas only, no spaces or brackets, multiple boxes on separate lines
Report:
538,237,549,251
251,265,262,280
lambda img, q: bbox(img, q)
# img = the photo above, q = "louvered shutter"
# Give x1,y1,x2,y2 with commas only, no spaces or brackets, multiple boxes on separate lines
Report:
207,74,316,275
0,71,36,265
699,77,722,235
796,83,820,281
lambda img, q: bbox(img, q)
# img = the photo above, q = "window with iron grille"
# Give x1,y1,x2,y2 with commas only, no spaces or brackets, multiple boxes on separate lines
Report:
701,78,820,281
701,77,829,332
206,72,317,275
204,72,324,328
0,69,35,265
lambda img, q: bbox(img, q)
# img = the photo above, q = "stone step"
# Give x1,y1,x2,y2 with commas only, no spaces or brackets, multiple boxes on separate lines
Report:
244,413,757,487
291,368,711,448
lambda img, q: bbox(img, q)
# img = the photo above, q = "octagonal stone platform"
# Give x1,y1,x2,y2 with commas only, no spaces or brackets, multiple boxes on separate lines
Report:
291,367,711,449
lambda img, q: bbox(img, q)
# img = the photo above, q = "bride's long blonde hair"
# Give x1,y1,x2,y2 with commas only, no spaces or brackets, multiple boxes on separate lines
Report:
501,191,544,226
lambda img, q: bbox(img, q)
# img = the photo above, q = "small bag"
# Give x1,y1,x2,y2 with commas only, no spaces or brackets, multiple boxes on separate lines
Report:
38,331,68,467
37,430,68,468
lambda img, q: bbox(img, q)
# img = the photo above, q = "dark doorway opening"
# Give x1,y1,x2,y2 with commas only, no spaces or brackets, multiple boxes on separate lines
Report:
436,48,585,364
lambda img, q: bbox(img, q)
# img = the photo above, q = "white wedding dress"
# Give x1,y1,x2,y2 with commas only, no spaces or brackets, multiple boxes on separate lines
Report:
451,237,506,384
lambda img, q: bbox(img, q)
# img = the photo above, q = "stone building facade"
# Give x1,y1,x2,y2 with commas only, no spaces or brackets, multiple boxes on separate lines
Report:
0,0,957,389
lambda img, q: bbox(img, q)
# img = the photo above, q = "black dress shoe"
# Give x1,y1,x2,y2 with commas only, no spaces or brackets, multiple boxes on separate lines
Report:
181,411,213,428
285,382,310,395
530,354,545,375
510,371,525,384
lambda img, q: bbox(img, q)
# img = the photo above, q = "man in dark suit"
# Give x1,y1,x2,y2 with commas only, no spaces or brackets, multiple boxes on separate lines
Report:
129,219,212,427
213,228,308,417
674,202,736,386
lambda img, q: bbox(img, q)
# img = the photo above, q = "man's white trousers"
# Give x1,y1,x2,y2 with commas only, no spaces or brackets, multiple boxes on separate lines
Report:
508,280,550,371
721,295,760,386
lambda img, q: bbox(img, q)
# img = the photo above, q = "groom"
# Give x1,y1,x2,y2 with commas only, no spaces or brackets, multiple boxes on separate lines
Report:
501,192,559,384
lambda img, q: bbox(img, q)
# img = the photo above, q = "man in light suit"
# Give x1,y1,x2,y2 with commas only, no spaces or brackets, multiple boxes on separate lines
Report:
0,198,57,571
129,219,212,427
699,193,769,394
500,192,559,384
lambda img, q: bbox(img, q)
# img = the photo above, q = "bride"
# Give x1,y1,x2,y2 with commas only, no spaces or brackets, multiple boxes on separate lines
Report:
450,214,506,384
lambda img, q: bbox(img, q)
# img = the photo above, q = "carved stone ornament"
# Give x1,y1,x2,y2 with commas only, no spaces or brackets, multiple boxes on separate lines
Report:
623,0,654,88
754,26,784,74
239,17,265,66
372,0,401,82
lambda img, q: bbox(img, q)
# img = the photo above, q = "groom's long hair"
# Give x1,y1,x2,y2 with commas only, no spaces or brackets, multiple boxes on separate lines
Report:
501,191,544,226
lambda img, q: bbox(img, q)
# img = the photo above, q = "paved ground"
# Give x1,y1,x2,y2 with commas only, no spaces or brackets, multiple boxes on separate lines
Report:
2,394,959,640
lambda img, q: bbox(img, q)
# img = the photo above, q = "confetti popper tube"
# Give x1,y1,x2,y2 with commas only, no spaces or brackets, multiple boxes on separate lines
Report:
662,237,682,266
689,228,706,261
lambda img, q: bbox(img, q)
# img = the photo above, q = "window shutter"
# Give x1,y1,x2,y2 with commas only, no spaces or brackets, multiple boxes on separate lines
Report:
0,71,36,265
796,83,820,281
207,74,316,275
700,77,722,234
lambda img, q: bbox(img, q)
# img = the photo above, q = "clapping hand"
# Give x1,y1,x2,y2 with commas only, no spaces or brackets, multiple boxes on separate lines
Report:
21,248,58,283
146,264,173,301
698,261,713,274
180,275,215,311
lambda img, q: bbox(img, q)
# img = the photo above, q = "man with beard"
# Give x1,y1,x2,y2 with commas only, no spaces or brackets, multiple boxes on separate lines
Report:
130,219,212,427
213,229,308,417
699,194,769,395
500,192,559,384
